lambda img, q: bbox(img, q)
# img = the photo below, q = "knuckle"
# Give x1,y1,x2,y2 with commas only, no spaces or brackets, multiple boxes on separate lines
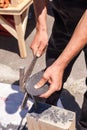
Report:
43,73,47,79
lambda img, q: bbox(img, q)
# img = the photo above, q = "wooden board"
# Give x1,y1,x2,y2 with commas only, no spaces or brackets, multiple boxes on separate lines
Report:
27,102,76,130
10,0,23,6
0,0,33,15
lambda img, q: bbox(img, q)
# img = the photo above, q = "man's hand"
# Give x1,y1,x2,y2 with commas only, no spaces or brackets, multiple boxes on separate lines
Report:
31,0,48,57
34,61,64,98
30,29,48,57
0,0,10,8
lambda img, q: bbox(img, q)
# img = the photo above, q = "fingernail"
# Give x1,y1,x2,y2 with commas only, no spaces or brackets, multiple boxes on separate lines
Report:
34,85,39,89
36,53,40,57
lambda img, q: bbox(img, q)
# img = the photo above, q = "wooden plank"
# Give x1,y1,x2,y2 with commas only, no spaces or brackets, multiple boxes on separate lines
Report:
27,102,76,130
0,0,33,58
22,8,29,35
10,0,18,6
0,15,17,38
14,15,27,58
0,0,33,15
10,0,23,6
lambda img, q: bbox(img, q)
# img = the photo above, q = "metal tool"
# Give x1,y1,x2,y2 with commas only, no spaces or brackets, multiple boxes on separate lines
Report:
20,56,50,110
20,55,38,109
22,71,50,110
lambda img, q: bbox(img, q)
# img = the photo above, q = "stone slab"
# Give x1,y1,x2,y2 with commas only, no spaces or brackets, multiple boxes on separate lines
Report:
27,102,75,130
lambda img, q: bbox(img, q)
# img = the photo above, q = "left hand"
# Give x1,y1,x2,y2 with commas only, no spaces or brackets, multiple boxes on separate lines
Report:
30,28,48,57
34,61,64,98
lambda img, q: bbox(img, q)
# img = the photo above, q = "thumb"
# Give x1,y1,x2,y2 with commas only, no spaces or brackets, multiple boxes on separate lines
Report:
34,77,47,89
36,42,46,57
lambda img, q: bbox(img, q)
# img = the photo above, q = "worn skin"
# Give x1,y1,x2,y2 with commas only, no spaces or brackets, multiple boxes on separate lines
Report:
30,0,87,98
0,0,10,8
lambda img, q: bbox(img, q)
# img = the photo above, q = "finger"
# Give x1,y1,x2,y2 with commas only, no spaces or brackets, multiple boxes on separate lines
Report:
30,45,38,56
37,42,47,57
39,81,61,98
32,43,44,57
40,84,56,98
30,43,40,57
34,77,48,89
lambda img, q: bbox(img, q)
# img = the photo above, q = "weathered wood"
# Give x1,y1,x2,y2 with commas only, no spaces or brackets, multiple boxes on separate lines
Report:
22,8,29,36
10,0,23,7
27,102,76,130
0,0,33,58
0,0,33,15
14,15,27,58
0,15,17,38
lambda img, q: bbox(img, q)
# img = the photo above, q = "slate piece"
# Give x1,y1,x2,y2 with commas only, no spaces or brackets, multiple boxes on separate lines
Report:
26,70,50,96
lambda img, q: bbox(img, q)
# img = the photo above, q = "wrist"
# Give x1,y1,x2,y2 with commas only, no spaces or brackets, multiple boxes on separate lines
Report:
54,57,68,71
36,8,47,32
36,22,47,32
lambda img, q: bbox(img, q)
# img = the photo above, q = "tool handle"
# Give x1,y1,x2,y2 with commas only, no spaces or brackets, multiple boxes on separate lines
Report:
19,67,25,92
21,92,29,109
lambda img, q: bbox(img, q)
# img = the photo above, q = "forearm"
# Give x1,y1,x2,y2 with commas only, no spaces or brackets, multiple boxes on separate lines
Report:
33,0,48,31
55,10,87,70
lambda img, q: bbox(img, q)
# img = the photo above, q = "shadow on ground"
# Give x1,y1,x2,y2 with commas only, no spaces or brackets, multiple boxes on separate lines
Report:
61,88,81,129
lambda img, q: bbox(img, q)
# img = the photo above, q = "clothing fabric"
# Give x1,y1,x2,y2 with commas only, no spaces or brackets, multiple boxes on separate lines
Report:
46,0,87,80
78,91,87,130
45,0,87,129
46,0,87,67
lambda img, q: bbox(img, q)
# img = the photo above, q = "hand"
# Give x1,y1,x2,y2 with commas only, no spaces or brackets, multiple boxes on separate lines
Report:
34,61,64,98
30,29,48,57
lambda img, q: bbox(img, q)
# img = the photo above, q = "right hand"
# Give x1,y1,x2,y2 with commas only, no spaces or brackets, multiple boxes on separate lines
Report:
30,28,48,57
34,60,64,98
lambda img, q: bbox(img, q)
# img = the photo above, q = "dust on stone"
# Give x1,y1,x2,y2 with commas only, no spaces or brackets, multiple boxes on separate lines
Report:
29,104,74,124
